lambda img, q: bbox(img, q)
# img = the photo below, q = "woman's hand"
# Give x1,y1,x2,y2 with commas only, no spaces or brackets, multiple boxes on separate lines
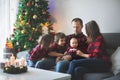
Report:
76,50,89,58
76,50,83,56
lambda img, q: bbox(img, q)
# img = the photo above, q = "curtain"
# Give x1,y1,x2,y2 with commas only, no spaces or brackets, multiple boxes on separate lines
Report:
0,0,19,61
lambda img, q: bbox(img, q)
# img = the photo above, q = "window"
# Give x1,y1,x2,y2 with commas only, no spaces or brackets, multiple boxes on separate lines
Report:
0,0,19,60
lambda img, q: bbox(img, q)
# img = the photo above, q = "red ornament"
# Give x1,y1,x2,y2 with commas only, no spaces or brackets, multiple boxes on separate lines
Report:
26,22,30,25
13,28,16,31
29,37,32,41
18,48,21,52
11,34,14,37
35,28,39,32
47,15,51,20
27,2,31,7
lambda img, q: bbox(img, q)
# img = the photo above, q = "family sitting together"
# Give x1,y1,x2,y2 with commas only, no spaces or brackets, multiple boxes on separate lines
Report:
26,18,111,80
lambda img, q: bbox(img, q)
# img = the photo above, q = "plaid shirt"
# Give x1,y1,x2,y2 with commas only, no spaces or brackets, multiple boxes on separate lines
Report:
29,45,50,62
66,47,81,59
50,43,66,54
87,35,110,62
66,32,88,53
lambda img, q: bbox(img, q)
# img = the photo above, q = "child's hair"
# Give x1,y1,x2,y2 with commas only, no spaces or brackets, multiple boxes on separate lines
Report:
54,32,66,43
38,34,54,49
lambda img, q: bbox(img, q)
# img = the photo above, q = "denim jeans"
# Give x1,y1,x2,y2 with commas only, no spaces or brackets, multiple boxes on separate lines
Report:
55,60,70,73
26,54,35,67
26,54,56,70
67,58,110,80
35,58,55,70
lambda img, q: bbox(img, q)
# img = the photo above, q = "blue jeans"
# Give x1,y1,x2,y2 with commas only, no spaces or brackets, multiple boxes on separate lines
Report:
35,58,55,70
26,54,35,67
67,58,111,80
55,60,70,73
26,54,56,70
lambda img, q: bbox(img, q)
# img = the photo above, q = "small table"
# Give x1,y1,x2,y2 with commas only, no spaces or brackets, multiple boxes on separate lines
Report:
0,67,71,80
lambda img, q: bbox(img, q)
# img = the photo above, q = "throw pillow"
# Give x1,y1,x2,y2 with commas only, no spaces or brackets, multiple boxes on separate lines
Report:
111,47,120,75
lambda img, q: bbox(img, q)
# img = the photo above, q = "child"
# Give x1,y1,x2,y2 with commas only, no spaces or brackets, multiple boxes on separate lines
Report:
63,37,81,60
49,32,67,63
28,34,55,70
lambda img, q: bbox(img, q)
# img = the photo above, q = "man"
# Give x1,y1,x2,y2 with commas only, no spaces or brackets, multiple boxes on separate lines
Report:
55,18,88,73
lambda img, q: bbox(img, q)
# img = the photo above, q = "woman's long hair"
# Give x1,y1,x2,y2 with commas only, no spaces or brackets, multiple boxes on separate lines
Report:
38,34,54,49
85,20,101,42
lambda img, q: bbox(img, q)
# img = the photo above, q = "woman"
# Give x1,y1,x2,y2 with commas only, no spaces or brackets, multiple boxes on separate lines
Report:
67,20,111,80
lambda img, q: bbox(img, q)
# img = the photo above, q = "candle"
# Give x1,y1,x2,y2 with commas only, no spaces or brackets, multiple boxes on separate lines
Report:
20,57,25,67
14,59,19,67
5,59,10,67
10,54,15,66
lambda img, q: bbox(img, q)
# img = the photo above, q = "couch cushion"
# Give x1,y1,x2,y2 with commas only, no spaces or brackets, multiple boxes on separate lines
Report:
84,72,113,80
111,47,120,75
17,50,29,59
102,33,120,50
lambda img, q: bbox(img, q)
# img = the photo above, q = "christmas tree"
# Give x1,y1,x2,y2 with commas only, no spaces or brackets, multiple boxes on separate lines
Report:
8,0,53,54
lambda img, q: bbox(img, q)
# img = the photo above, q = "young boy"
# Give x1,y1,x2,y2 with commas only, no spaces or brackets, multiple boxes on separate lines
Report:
48,32,67,63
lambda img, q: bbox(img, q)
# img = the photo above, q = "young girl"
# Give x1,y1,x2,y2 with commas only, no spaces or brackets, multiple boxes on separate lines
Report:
28,34,55,70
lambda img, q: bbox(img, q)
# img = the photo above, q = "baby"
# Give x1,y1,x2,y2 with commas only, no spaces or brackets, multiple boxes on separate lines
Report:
63,37,80,60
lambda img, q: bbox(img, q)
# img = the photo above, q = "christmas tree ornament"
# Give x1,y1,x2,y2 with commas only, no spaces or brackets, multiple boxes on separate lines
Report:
11,34,14,37
20,21,25,26
45,22,50,27
32,28,35,31
33,15,37,19
18,48,21,52
35,28,39,32
26,22,30,25
21,30,25,34
19,15,23,20
40,23,44,27
24,45,27,49
32,1,35,5
27,2,31,7
16,42,19,45
42,11,46,15
29,37,32,41
25,12,28,15
13,28,16,31
35,0,39,2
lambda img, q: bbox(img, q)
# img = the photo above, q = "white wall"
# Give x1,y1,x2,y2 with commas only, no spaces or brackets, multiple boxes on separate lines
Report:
49,0,120,35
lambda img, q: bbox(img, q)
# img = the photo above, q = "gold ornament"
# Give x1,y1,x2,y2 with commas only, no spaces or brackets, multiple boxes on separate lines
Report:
19,15,23,21
21,30,25,34
33,15,37,19
16,42,19,45
19,15,22,19
45,22,50,27
25,12,28,15
20,20,25,26
32,28,35,31
24,45,27,49
40,23,44,27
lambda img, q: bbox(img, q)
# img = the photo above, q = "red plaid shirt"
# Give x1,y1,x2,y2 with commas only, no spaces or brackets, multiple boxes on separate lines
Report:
66,47,81,59
50,43,66,53
66,32,88,53
29,45,50,62
87,35,110,62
